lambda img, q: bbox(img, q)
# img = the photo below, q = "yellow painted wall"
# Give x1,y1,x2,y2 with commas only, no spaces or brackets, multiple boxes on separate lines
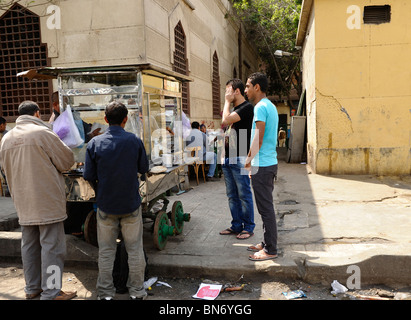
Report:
310,0,411,175
301,2,317,171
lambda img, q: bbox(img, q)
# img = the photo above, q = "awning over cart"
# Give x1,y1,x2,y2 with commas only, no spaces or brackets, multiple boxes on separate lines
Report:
17,64,193,83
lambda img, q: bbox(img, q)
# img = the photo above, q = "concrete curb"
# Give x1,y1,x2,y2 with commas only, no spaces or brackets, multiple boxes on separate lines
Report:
0,232,98,268
145,243,411,287
2,232,410,288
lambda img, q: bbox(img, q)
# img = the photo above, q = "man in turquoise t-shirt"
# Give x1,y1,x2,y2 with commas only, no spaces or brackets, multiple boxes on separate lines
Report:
245,72,279,262
249,98,278,167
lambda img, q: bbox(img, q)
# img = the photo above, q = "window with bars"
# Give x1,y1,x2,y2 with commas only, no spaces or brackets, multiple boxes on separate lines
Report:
212,51,220,119
172,21,190,115
0,3,52,121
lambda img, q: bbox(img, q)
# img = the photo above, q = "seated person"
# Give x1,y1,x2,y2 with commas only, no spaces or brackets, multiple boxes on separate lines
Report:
200,124,207,134
0,116,8,142
185,121,218,181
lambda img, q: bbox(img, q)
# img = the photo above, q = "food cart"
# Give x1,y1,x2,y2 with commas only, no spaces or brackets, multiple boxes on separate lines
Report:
18,64,193,250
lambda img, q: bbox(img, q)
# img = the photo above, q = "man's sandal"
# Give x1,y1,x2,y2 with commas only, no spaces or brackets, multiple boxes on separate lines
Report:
249,250,278,261
219,228,238,235
236,231,254,240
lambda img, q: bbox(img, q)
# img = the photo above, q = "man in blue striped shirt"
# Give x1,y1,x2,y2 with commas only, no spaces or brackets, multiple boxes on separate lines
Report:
84,101,149,300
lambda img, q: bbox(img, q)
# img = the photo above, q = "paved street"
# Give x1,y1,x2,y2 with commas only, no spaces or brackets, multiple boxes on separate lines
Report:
1,154,411,299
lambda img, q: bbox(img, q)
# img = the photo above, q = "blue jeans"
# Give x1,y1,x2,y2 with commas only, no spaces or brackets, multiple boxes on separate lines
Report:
222,157,255,233
205,152,217,177
96,207,146,299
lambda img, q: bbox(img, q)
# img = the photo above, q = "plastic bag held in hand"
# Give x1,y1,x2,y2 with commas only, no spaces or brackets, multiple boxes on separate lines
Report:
53,113,70,139
53,105,84,148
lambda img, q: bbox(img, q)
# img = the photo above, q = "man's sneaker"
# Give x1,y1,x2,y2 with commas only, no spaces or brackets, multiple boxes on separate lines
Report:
97,296,114,300
130,294,147,300
53,290,77,300
206,176,219,182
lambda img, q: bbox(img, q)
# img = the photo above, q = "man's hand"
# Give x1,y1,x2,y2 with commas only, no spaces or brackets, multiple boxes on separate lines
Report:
225,86,235,103
90,128,102,138
245,156,252,178
222,86,240,127
245,156,251,169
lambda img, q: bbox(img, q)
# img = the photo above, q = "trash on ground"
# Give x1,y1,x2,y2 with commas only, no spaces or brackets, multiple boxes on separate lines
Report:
157,281,172,288
331,280,348,295
355,294,391,301
202,279,222,285
193,283,222,300
222,284,245,292
282,290,307,299
394,292,411,300
144,277,158,289
376,289,395,298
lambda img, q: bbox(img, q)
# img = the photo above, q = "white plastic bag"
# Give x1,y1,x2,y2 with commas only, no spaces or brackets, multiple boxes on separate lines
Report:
181,111,191,139
331,280,348,294
144,277,158,289
53,105,84,148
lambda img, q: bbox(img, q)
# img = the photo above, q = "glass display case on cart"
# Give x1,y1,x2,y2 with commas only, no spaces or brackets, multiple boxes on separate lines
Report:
18,64,192,250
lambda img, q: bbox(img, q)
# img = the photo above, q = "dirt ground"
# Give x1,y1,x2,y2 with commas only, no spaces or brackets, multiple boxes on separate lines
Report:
1,262,410,301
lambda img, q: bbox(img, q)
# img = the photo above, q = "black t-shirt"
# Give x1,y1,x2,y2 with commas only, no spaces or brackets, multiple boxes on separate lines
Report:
224,101,254,158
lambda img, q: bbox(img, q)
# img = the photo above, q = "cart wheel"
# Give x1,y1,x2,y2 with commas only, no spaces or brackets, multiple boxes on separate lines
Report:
83,210,98,247
153,211,175,250
171,201,190,235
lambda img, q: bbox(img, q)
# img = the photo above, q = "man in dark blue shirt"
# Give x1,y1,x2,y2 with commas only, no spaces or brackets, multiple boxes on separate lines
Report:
84,101,149,300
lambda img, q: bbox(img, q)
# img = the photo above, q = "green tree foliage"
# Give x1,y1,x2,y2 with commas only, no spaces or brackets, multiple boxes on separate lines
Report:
230,0,302,103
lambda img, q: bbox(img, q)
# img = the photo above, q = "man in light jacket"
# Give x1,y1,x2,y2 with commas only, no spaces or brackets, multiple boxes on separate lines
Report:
0,101,77,300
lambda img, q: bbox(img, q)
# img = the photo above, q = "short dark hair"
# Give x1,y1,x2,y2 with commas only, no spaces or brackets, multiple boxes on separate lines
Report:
52,91,69,106
191,121,200,129
248,72,268,93
18,101,40,116
0,116,6,125
226,78,245,97
52,91,59,103
105,101,128,125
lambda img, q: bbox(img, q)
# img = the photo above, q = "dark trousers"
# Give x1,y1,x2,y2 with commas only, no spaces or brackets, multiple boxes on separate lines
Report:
251,165,278,255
